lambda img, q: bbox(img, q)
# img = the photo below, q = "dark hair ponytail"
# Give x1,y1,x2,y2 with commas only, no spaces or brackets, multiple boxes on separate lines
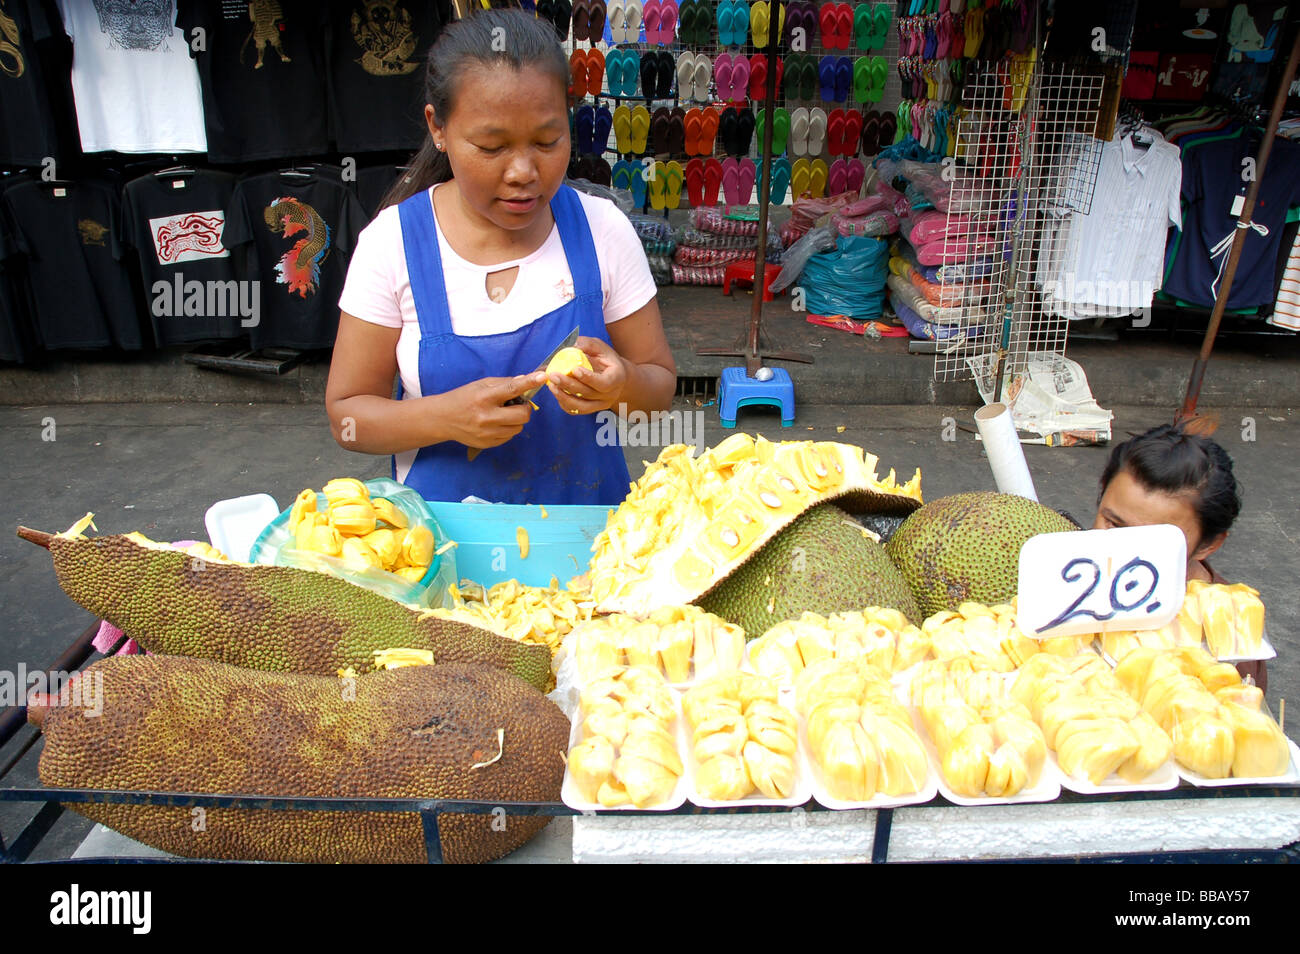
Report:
381,7,570,209
1098,418,1242,543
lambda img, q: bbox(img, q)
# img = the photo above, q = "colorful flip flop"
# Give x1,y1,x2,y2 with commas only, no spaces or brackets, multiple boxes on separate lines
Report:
835,3,854,50
852,3,872,51
643,0,663,43
589,0,608,41
807,106,827,155
586,49,605,96
700,106,720,153
631,158,649,206
669,105,687,153
842,109,861,157
770,155,791,203
870,2,890,51
731,54,750,101
692,54,713,101
623,0,643,41
714,52,734,101
828,157,848,194
789,106,809,156
684,107,704,155
734,107,755,154
730,0,751,46
750,0,769,48
721,156,741,204
663,159,684,209
685,157,706,205
716,0,734,45
736,158,756,204
845,158,865,193
818,2,837,50
826,108,845,155
833,56,852,102
658,0,679,44
607,0,627,42
818,56,837,101
575,104,595,154
613,105,632,152
808,158,828,197
703,157,724,204
677,50,697,98
630,104,651,152
853,55,871,104
791,157,811,198
868,55,887,103
570,50,588,97
572,0,591,41
649,160,668,209
593,104,613,152
612,158,634,191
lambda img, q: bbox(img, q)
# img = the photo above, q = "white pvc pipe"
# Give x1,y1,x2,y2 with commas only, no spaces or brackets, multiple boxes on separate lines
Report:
974,402,1038,501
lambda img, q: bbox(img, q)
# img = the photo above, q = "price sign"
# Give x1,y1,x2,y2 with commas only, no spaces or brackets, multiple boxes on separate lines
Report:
1016,525,1187,640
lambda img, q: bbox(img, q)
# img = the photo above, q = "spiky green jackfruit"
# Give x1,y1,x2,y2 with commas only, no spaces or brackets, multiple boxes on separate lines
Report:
42,532,551,691
35,655,570,864
696,504,922,638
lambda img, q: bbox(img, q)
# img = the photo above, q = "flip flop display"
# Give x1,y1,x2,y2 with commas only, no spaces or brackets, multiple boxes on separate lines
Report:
808,157,828,198
827,108,846,155
828,157,848,194
663,159,684,208
700,106,720,153
668,106,687,153
693,53,713,100
721,156,741,204
714,53,734,101
630,159,649,206
789,105,809,155
791,157,811,198
589,0,608,41
575,104,595,154
730,54,750,101
770,155,791,202
807,106,827,155
649,160,669,209
593,104,613,152
676,50,696,97
630,104,651,152
586,49,605,96
833,55,852,102
612,158,635,191
685,157,705,205
845,157,865,193
736,158,756,204
818,56,836,101
642,0,662,42
572,0,591,41
622,0,643,41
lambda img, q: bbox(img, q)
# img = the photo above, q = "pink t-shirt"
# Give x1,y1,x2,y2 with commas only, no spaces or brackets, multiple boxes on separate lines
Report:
338,183,657,402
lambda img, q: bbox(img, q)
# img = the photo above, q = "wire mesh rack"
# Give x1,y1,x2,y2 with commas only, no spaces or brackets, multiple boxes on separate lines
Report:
933,58,1104,386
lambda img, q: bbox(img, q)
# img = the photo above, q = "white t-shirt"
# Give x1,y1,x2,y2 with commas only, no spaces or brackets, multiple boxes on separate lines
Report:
57,0,207,154
338,183,657,482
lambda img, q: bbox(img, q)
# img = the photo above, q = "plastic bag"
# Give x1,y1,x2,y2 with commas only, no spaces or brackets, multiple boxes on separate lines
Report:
833,210,899,238
628,212,673,243
567,177,634,215
674,226,782,251
769,224,837,293
688,207,763,236
800,235,889,321
248,477,457,609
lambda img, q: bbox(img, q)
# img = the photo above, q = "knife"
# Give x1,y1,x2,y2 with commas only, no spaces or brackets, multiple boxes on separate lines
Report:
467,326,581,461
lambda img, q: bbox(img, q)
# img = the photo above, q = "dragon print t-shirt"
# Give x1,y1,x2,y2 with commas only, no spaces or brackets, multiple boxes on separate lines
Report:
224,170,367,350
121,168,245,345
177,0,329,163
326,0,452,153
56,0,206,153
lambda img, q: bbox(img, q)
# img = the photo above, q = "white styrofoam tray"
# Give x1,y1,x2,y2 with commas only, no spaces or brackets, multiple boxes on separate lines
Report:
560,696,688,813
1175,739,1300,788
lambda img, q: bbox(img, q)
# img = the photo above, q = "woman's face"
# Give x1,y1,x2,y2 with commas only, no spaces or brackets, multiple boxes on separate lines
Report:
427,63,570,235
1093,468,1224,569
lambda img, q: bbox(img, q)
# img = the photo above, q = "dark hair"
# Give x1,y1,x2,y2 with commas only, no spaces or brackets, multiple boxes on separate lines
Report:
1098,420,1242,543
381,7,570,209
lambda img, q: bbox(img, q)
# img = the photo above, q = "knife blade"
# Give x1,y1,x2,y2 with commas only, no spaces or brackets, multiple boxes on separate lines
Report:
467,326,582,461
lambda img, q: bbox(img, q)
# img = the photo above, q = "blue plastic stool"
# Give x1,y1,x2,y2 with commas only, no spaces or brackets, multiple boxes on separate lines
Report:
718,366,796,428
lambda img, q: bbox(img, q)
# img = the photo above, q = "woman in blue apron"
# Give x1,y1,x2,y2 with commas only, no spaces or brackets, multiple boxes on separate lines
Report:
327,8,674,506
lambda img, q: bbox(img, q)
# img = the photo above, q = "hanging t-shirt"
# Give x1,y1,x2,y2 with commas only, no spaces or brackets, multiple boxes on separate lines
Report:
326,0,451,154
176,0,329,163
0,0,74,166
1164,134,1300,310
356,164,410,219
56,0,206,153
0,178,39,362
121,169,246,344
224,170,367,350
0,177,144,350
1040,131,1182,318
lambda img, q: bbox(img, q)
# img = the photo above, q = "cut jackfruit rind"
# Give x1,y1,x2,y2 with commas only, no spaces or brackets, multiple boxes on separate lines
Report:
37,656,569,864
589,440,922,616
44,532,552,692
249,477,454,609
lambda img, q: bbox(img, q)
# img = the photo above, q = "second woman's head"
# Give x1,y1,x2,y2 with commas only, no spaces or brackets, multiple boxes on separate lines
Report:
1093,421,1241,569
390,8,571,226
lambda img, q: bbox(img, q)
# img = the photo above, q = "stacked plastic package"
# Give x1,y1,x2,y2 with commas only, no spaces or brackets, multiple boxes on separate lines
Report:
671,208,782,287
880,154,1005,341
628,213,677,286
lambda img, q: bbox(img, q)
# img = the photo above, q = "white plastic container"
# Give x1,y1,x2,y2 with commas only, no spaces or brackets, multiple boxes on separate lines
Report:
560,695,689,813
1174,740,1300,788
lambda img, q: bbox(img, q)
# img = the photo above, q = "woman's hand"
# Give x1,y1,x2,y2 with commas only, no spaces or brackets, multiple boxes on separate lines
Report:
546,335,630,416
442,372,549,448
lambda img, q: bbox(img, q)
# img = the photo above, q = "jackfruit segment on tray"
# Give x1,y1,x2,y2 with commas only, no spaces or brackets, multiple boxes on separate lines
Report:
23,517,551,692
568,666,683,808
586,435,922,616
423,578,596,655
565,604,745,685
749,608,930,686
682,673,800,801
288,478,434,582
1112,647,1290,779
33,655,570,865
796,658,930,801
886,491,1077,618
909,658,1047,798
1102,581,1267,661
696,503,922,636
1009,654,1172,785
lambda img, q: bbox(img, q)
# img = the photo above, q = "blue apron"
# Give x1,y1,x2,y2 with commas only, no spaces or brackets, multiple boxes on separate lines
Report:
395,184,632,505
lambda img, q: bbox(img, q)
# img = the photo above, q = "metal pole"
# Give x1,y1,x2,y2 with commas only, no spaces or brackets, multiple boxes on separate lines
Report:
745,0,783,375
1176,28,1300,423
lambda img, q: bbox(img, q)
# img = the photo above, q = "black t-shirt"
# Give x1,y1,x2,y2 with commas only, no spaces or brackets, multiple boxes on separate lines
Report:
356,163,409,219
326,0,451,154
223,169,366,349
0,0,77,166
0,179,38,362
121,168,245,344
0,177,143,351
177,0,330,164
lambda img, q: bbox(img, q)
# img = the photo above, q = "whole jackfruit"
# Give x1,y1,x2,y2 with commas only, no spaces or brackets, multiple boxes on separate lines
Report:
886,492,1077,618
696,504,921,638
36,531,551,691
33,656,570,864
